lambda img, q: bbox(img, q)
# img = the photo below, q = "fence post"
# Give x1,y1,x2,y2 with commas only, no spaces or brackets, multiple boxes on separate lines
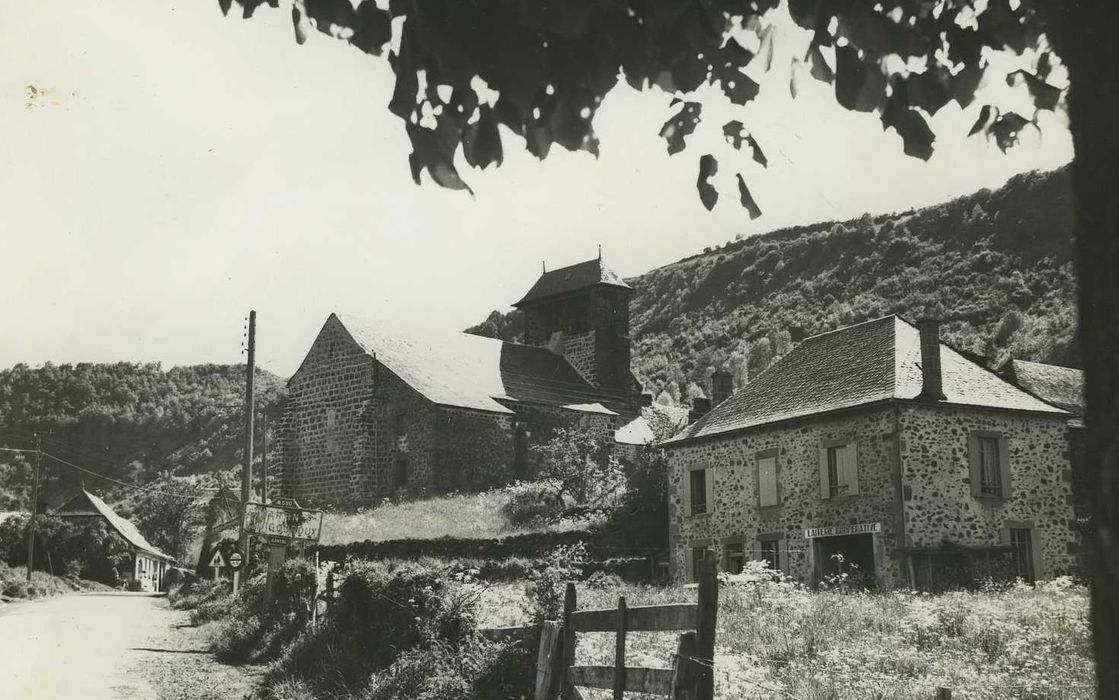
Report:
671,630,698,700
613,595,627,700
561,581,578,700
534,621,563,700
935,689,952,700
695,552,718,700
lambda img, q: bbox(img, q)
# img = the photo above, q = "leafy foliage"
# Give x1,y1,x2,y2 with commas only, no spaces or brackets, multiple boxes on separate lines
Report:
472,167,1077,404
0,362,283,507
220,0,1061,212
530,428,624,508
0,514,133,586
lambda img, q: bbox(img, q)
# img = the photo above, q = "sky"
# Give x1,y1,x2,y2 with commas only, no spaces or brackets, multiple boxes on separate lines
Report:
0,1,1072,378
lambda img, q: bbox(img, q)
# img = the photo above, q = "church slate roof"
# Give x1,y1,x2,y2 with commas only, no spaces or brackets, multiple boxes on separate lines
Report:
336,314,632,416
513,258,631,307
664,316,1067,445
1001,359,1084,415
54,490,173,560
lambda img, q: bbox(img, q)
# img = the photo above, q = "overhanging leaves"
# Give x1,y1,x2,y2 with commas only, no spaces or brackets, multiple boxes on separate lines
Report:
697,155,719,211
660,101,703,156
736,174,762,219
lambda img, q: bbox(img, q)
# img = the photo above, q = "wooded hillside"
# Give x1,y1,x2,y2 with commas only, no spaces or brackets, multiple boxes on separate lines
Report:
0,363,283,509
469,167,1078,405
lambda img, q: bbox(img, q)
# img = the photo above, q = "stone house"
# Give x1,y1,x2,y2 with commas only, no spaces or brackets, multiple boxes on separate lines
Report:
278,257,646,506
54,489,173,591
662,316,1078,590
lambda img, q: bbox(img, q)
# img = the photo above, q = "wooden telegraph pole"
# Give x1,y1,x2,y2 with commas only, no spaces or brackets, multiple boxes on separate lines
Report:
260,410,268,504
236,310,256,594
25,434,41,582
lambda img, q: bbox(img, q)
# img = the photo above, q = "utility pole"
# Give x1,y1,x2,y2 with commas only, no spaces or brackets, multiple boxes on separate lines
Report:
26,434,41,582
260,410,268,504
236,310,256,594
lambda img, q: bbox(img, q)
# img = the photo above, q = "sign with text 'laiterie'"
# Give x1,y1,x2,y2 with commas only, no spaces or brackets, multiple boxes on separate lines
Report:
803,522,882,539
244,502,324,543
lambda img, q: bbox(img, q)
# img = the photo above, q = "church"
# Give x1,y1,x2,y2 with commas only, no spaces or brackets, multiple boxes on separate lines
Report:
277,257,648,506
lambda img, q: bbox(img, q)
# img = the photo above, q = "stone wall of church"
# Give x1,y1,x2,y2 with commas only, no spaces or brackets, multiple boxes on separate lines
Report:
279,318,437,506
435,407,515,492
562,331,598,386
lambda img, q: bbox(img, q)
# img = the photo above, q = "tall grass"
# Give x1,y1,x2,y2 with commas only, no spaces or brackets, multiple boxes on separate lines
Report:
319,489,598,545
0,561,110,600
560,577,1094,699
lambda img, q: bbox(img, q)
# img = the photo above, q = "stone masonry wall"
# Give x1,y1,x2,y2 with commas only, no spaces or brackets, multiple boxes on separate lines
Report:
666,406,902,586
279,317,437,506
435,406,515,492
562,331,598,386
898,405,1077,578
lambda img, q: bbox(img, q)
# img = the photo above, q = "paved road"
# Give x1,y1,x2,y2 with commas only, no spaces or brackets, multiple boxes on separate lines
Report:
0,593,181,699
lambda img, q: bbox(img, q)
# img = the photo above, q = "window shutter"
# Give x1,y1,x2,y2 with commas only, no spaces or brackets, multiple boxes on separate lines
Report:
683,470,693,516
967,433,982,498
998,434,1012,499
819,446,830,499
704,468,716,514
843,442,860,496
758,457,778,507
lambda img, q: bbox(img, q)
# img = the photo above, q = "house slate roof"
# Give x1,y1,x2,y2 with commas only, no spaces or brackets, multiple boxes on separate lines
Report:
336,314,634,416
513,258,631,307
54,490,173,561
664,316,1067,445
1002,359,1084,415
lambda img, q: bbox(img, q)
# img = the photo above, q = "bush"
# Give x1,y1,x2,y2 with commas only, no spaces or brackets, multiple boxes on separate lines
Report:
0,514,131,586
268,560,477,696
500,482,564,527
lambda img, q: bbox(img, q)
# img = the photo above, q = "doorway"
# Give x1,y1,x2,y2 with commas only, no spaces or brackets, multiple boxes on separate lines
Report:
815,533,876,588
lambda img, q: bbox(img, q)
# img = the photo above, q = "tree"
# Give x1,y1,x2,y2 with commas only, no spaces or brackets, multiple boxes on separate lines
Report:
531,427,624,509
218,1,1119,694
116,475,210,560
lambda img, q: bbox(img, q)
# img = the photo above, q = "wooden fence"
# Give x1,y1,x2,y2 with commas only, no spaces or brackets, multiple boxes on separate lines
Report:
523,553,719,700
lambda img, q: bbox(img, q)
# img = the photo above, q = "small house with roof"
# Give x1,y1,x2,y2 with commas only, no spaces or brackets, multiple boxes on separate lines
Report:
662,316,1078,590
54,490,173,591
278,257,646,506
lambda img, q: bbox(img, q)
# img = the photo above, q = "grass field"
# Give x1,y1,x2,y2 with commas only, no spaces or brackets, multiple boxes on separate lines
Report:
474,577,1093,700
318,489,599,544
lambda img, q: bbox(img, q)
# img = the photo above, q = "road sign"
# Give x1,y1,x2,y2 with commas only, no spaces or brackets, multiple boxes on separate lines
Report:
271,496,300,509
208,548,227,570
227,549,245,572
245,501,323,543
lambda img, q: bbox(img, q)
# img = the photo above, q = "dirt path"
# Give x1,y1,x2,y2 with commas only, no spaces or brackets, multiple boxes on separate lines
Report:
0,592,262,699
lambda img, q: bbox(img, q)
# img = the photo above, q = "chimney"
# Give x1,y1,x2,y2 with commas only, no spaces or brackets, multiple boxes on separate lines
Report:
917,318,946,400
689,397,712,423
710,369,734,408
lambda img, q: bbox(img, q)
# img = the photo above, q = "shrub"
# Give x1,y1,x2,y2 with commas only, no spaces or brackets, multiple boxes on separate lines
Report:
531,428,625,508
500,482,563,527
523,544,587,626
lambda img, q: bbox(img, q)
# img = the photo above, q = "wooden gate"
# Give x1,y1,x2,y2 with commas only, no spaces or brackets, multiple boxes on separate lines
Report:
534,554,718,700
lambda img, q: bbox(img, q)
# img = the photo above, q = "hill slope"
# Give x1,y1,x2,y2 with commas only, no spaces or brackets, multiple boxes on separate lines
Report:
470,167,1078,404
0,363,284,508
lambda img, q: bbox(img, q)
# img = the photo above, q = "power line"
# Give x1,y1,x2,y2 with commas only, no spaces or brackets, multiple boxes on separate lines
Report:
0,446,216,501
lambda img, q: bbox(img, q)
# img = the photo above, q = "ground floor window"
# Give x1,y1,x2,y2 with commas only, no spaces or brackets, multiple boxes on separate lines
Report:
691,546,710,583
1009,527,1035,582
724,543,746,575
760,538,781,572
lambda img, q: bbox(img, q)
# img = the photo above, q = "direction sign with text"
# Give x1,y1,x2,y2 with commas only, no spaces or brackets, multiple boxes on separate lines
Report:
244,502,323,543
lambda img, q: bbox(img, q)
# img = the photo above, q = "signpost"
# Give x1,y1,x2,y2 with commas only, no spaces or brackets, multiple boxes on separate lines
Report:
240,497,323,603
207,547,227,581
227,549,244,573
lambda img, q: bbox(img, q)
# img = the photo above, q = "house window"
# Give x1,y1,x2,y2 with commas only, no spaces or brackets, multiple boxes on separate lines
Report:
395,456,409,487
1010,527,1035,582
688,468,709,515
690,547,710,583
978,436,1001,497
724,543,746,575
819,441,859,499
969,431,1010,500
757,452,779,508
759,538,781,572
827,446,842,498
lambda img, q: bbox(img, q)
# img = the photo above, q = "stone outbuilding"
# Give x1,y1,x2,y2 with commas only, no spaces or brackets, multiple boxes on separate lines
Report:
278,257,646,506
662,316,1078,590
54,489,173,591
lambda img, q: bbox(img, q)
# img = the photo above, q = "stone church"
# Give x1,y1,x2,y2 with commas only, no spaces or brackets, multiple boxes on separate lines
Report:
278,257,647,506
